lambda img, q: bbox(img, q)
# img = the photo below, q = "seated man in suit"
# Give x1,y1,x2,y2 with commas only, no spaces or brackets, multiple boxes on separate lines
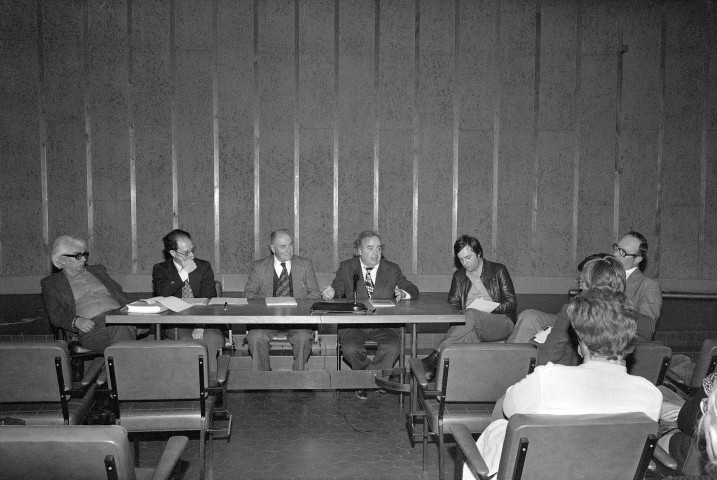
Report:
321,230,419,400
244,229,321,371
152,229,225,373
41,235,136,353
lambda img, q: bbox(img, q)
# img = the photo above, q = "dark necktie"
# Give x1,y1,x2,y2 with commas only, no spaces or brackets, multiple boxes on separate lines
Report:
276,262,290,297
181,279,194,298
365,267,374,299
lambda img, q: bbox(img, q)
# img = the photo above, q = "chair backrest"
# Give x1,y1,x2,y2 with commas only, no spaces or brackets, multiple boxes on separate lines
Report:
497,413,657,480
0,424,136,480
105,340,208,401
689,339,717,387
626,341,672,385
0,341,72,402
438,344,537,403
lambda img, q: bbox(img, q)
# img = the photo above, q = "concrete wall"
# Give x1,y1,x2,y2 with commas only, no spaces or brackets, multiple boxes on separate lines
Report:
1,0,716,293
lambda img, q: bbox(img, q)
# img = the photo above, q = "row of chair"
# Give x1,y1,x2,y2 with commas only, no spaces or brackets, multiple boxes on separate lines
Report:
407,339,717,480
0,339,232,480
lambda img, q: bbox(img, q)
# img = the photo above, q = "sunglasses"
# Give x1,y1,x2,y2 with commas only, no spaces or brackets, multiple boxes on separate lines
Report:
62,252,90,261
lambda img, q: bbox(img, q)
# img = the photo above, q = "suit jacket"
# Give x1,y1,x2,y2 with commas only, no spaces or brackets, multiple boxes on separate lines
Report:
41,264,130,331
152,258,217,298
625,269,662,324
244,255,321,298
447,259,517,322
331,257,419,300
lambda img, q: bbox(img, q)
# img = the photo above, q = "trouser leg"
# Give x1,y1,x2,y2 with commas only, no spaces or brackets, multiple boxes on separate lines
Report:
80,316,136,353
366,327,401,371
436,312,482,351
287,328,313,371
339,328,370,370
246,328,277,371
473,312,514,342
506,309,557,343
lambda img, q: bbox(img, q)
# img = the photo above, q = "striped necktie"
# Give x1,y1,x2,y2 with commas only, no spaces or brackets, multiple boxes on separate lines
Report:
365,267,374,299
181,279,194,298
276,262,290,297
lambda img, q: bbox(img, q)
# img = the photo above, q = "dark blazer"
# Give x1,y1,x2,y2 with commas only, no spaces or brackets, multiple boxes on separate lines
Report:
244,255,321,298
331,257,419,300
152,258,217,298
447,259,517,322
41,264,130,331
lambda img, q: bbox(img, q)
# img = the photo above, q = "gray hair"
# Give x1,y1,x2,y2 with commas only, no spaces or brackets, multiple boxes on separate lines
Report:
51,235,86,269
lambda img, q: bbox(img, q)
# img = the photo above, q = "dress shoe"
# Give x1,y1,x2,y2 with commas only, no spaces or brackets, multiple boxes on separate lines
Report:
421,350,440,382
356,389,368,400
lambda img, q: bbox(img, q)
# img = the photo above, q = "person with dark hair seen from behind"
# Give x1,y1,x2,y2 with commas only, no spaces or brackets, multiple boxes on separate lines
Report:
152,229,226,373
41,235,137,353
463,288,662,479
613,230,662,326
321,230,419,400
421,235,516,381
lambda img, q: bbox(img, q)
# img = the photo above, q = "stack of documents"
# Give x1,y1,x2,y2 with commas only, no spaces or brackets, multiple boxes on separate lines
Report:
126,300,168,314
265,297,297,306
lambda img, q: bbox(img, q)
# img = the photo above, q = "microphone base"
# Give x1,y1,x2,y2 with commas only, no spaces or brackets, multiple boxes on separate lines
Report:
349,302,368,312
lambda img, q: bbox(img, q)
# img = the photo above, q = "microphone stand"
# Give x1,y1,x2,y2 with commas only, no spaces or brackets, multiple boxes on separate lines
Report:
351,273,367,312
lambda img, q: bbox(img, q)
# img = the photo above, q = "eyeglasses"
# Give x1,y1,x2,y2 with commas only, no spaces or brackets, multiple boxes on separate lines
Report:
612,243,639,258
62,252,90,261
175,247,196,257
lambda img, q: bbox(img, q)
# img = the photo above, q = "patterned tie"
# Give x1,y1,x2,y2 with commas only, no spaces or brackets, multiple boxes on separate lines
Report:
276,262,290,297
365,267,374,299
181,279,194,298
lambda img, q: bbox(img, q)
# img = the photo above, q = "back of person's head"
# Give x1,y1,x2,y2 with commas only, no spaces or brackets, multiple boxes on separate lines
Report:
453,235,483,269
699,381,717,472
568,288,637,360
580,255,626,292
162,229,191,259
577,253,610,272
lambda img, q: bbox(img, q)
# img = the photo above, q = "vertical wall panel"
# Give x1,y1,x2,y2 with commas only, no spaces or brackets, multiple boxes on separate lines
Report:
0,0,45,274
134,0,173,272
496,0,535,274
257,0,294,250
297,0,333,272
337,0,374,259
377,0,414,271
533,0,575,275
705,4,717,280
416,0,454,274
218,0,254,274
457,0,494,248
174,0,214,255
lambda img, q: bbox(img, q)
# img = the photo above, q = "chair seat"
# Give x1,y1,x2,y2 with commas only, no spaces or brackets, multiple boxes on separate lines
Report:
0,384,97,425
118,397,216,432
423,399,495,433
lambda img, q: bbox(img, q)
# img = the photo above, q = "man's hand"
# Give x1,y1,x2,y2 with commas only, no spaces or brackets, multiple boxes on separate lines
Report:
394,286,408,301
321,286,335,300
75,317,95,333
182,258,197,275
191,328,204,339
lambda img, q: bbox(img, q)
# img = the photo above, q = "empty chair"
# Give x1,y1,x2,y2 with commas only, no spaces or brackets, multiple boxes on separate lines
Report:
452,413,658,480
105,340,231,480
408,343,537,480
626,341,672,385
666,339,717,397
0,424,187,480
0,341,99,425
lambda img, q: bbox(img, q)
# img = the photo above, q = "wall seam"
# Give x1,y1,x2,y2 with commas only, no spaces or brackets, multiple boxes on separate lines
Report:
530,0,542,275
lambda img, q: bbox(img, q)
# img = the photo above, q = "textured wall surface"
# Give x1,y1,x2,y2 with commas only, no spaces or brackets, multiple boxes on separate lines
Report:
1,0,716,291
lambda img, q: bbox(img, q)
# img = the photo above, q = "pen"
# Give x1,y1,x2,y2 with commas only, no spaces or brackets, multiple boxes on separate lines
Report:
224,302,228,311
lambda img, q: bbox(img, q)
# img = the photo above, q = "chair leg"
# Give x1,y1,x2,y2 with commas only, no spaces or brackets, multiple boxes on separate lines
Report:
438,425,445,480
199,428,206,480
422,418,428,472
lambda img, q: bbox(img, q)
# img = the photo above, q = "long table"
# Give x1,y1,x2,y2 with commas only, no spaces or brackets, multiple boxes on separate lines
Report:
106,297,463,392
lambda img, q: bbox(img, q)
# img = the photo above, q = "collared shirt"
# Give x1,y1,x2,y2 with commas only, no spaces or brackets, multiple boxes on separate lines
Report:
465,261,493,305
360,260,412,299
625,267,637,279
173,260,190,282
69,269,121,319
274,257,292,278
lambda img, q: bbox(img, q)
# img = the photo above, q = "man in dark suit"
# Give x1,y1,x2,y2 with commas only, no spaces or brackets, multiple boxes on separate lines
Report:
244,229,321,371
152,229,225,372
321,230,419,399
41,235,136,353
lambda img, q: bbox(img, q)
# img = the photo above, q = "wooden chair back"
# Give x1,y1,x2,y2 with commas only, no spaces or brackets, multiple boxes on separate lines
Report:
0,341,72,402
626,341,672,385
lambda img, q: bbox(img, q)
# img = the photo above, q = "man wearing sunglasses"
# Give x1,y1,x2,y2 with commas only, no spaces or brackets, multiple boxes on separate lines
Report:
41,235,137,353
152,229,226,373
612,230,662,324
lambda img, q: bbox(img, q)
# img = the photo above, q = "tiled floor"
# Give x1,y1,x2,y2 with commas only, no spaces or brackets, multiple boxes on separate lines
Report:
135,390,446,480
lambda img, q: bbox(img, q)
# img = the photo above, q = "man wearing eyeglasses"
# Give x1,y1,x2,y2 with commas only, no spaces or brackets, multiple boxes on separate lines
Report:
41,235,137,353
612,231,662,324
152,229,225,372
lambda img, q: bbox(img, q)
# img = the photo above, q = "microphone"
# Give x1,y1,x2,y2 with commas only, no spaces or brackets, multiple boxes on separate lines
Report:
352,273,360,305
349,272,367,312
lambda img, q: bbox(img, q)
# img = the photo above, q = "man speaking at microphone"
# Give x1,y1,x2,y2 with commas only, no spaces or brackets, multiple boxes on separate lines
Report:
321,230,419,400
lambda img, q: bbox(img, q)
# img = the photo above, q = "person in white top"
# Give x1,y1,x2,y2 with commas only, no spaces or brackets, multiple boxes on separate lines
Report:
465,287,663,479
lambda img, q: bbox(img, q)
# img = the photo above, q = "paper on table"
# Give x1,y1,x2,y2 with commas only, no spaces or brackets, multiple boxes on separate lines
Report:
532,326,553,344
152,296,196,312
265,297,297,306
368,299,395,308
466,298,500,313
207,297,248,306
